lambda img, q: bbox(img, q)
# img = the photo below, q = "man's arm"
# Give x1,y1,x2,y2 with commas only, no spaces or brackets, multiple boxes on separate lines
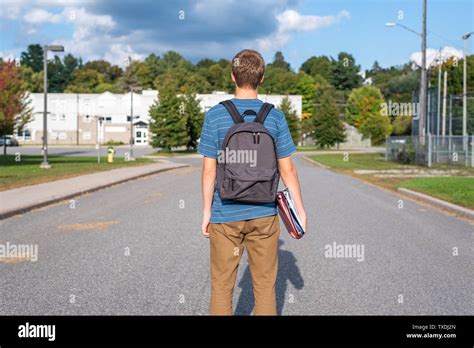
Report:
201,156,217,238
278,156,307,232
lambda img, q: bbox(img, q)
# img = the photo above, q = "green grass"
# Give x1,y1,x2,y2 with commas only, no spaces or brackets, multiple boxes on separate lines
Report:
297,146,321,151
398,177,474,209
0,155,153,191
152,149,197,157
307,153,409,170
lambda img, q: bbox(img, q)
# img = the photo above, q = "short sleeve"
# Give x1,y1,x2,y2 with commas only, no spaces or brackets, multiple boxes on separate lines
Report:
275,110,296,158
197,111,219,158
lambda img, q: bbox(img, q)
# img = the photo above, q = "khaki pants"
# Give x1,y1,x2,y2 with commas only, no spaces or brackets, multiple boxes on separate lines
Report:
209,214,280,315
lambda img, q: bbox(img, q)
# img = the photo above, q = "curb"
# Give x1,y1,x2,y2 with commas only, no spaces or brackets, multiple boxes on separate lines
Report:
301,155,330,169
0,163,189,220
398,187,474,219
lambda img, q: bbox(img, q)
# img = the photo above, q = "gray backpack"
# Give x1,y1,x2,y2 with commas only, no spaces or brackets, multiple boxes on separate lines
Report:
216,100,280,203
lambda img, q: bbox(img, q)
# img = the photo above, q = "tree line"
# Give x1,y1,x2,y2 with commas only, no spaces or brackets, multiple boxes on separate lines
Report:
2,44,473,151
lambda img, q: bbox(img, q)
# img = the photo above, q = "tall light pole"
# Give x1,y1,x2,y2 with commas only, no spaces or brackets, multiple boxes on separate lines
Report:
386,5,427,141
41,44,64,169
462,32,473,143
129,86,142,160
421,0,427,142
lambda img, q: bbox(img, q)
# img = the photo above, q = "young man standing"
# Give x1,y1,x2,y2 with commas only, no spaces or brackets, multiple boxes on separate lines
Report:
198,49,306,315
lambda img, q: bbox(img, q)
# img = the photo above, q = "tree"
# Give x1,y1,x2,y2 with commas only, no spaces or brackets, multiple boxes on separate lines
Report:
345,86,392,145
182,93,204,149
294,72,316,116
269,51,291,71
313,90,346,148
65,68,106,93
20,66,43,92
20,44,44,73
300,56,331,81
119,59,141,92
260,66,297,94
391,115,412,135
329,52,362,90
135,54,161,89
149,88,189,150
0,60,32,154
279,96,299,144
84,59,122,84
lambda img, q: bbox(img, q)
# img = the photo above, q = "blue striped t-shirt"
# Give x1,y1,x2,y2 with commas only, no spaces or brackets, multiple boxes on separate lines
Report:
197,98,296,223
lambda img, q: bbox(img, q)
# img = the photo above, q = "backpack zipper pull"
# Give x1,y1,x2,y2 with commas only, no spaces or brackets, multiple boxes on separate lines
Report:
253,132,256,144
257,132,260,144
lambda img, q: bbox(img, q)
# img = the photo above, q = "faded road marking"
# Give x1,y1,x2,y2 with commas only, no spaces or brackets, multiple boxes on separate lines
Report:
58,221,119,231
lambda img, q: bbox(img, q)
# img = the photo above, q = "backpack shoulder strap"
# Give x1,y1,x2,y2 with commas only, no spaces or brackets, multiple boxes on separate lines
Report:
219,100,244,124
254,102,274,124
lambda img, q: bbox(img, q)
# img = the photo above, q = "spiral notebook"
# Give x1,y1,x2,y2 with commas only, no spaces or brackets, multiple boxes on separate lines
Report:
276,188,305,239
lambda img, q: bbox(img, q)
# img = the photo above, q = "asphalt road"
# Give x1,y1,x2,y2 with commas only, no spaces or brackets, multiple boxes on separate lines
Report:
0,155,472,315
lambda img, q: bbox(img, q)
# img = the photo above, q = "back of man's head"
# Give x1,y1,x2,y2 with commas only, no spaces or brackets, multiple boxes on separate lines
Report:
231,49,265,90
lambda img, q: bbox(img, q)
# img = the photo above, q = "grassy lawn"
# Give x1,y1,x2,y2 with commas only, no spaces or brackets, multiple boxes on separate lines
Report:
152,149,197,157
307,153,409,170
398,177,474,209
0,155,153,191
306,153,474,209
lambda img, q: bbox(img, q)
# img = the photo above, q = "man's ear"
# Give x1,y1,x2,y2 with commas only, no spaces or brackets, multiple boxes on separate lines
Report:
231,73,236,84
260,75,265,84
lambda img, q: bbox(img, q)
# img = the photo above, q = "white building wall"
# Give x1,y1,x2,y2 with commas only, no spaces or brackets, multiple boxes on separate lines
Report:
20,91,302,144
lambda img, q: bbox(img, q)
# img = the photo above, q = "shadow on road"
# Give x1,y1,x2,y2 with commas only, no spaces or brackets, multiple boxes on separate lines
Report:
235,240,304,315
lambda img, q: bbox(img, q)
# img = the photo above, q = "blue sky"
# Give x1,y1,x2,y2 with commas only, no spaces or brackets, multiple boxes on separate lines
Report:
1,0,473,70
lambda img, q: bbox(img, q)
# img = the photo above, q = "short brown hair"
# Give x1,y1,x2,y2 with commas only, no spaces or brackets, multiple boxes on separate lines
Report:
231,49,265,89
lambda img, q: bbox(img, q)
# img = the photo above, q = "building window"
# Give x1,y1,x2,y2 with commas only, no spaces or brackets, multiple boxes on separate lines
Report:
51,113,57,121
105,116,112,123
83,115,91,123
17,130,31,139
60,114,66,121
127,115,139,122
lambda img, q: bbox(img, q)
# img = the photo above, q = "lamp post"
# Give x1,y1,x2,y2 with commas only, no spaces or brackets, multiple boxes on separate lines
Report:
41,44,64,169
128,86,142,160
462,32,473,145
386,0,427,142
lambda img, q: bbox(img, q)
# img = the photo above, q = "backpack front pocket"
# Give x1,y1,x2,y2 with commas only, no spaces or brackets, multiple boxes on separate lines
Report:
220,166,279,203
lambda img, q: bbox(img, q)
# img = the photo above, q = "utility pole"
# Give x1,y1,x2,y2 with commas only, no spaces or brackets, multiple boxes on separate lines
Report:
130,88,134,160
419,0,428,142
76,93,79,145
462,32,473,149
437,49,442,136
442,70,447,136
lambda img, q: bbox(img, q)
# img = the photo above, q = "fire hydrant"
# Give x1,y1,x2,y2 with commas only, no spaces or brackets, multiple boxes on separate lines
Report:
107,146,116,163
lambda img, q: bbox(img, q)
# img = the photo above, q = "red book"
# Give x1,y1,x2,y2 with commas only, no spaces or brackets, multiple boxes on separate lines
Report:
276,188,305,239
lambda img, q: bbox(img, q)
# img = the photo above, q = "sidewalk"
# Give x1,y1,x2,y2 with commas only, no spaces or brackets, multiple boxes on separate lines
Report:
0,160,188,219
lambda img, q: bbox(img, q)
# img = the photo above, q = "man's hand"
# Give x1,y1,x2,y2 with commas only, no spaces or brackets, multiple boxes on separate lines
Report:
201,211,211,238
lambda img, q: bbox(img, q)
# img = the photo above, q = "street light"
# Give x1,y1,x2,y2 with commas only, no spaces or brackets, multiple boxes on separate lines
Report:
462,32,473,143
41,44,64,169
385,22,422,37
129,86,142,161
385,0,427,143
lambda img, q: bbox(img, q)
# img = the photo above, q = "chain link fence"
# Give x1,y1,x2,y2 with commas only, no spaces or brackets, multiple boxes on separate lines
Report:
386,135,474,167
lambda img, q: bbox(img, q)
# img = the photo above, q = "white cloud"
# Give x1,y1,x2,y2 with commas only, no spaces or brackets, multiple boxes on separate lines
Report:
277,9,350,33
410,46,463,68
17,5,143,66
258,9,350,51
23,8,62,24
